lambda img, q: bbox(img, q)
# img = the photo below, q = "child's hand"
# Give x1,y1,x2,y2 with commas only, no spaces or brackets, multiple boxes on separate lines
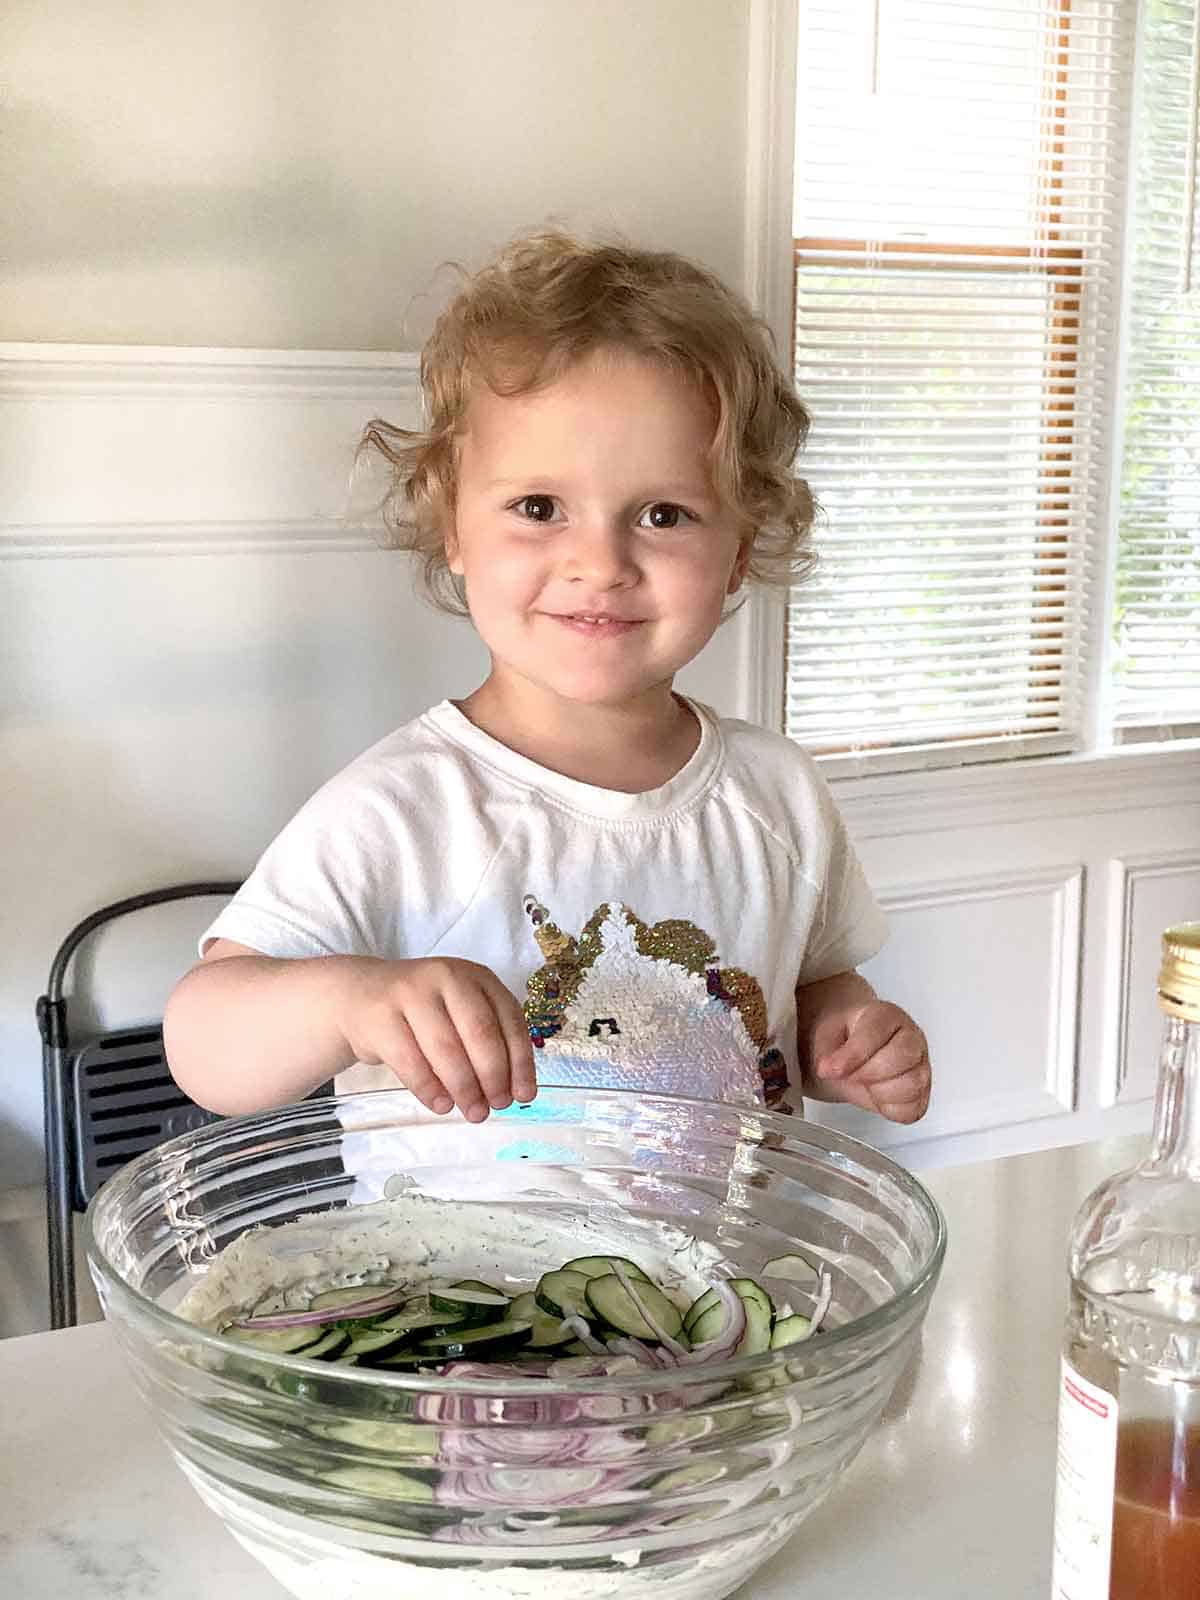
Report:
336,957,538,1122
797,972,931,1125
812,1000,931,1124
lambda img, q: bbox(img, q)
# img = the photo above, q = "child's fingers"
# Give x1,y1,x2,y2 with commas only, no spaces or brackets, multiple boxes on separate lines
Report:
445,986,519,1109
472,967,537,1104
369,1014,455,1115
816,1005,904,1080
838,1025,928,1088
873,1066,932,1124
403,1000,491,1122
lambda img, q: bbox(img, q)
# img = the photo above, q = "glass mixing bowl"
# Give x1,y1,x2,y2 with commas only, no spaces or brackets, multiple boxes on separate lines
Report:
86,1088,945,1600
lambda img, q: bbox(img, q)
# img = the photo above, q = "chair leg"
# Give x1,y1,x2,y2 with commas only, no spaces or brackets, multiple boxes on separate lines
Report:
42,1038,77,1330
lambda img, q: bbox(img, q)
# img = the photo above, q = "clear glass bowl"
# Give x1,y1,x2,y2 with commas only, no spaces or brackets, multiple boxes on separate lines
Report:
86,1088,945,1600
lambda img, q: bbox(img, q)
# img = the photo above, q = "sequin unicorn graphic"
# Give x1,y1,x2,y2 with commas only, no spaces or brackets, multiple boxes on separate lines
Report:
521,897,789,1105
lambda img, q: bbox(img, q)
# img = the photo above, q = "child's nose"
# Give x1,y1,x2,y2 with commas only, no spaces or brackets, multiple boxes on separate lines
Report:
561,517,638,586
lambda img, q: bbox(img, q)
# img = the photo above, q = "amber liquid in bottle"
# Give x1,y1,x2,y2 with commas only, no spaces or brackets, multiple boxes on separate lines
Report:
1110,1417,1200,1599
1053,924,1200,1600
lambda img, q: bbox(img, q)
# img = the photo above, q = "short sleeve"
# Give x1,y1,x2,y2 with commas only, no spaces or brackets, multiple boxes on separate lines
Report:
200,773,403,961
796,778,889,985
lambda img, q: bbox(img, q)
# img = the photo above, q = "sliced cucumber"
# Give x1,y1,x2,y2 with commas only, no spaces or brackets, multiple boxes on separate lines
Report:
585,1274,684,1342
509,1291,574,1348
301,1327,353,1361
559,1255,652,1283
323,1466,434,1502
534,1269,592,1320
685,1279,773,1357
415,1318,534,1358
366,1309,462,1340
429,1280,510,1326
770,1312,814,1348
221,1324,325,1355
762,1253,821,1288
307,1285,403,1315
342,1326,412,1363
683,1277,773,1334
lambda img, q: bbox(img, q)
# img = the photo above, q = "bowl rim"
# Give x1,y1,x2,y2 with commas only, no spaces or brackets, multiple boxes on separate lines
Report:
84,1085,948,1394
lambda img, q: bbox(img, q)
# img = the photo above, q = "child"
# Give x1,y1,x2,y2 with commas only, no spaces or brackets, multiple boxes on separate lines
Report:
164,231,931,1129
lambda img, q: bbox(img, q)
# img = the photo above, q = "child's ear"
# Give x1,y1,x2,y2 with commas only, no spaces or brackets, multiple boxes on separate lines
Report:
726,538,753,595
445,523,464,577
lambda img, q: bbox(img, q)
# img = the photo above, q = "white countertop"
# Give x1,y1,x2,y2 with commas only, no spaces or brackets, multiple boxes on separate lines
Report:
0,1134,1148,1600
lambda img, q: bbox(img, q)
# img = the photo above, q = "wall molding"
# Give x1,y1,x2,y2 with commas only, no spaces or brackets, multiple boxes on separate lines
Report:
1102,848,1200,1107
0,343,421,562
1,518,386,560
874,862,1084,1120
0,342,420,397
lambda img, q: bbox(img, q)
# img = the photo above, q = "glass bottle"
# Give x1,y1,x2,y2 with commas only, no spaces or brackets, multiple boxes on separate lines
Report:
1051,922,1200,1599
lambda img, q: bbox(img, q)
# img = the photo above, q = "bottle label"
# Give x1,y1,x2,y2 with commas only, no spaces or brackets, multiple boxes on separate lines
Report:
1050,1358,1118,1598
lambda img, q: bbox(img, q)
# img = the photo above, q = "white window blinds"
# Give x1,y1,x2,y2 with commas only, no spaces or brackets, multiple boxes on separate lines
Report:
1112,0,1200,739
788,0,1134,768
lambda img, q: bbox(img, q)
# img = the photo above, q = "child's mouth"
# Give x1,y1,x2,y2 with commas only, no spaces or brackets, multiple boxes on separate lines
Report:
550,613,643,638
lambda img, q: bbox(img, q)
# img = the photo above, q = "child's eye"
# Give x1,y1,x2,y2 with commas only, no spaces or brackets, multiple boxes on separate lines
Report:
514,494,558,523
639,502,693,530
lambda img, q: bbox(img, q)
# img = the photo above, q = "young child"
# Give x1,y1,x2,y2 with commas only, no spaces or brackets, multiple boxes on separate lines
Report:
164,231,931,1130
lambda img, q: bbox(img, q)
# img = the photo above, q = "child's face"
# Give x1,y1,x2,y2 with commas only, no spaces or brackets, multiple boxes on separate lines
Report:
448,348,749,714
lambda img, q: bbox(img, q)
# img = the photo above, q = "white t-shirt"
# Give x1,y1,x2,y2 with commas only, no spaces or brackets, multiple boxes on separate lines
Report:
202,698,887,1108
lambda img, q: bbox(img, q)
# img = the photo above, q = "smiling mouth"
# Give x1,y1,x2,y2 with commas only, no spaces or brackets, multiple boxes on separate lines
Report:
548,613,644,634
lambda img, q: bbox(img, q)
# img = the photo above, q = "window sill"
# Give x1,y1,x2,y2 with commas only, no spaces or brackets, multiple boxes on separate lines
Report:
829,738,1200,837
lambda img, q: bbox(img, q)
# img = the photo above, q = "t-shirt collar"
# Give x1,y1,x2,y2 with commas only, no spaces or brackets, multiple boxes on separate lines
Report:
424,696,723,821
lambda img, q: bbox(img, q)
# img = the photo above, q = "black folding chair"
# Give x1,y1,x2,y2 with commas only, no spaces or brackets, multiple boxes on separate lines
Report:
36,882,241,1329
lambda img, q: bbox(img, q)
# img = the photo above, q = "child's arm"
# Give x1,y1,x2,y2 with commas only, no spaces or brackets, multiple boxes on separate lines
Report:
163,941,538,1120
794,970,931,1125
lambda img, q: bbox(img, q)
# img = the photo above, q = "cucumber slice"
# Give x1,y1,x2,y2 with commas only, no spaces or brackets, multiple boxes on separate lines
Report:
301,1327,353,1361
534,1269,592,1320
323,1466,434,1502
585,1274,683,1342
685,1279,773,1357
342,1326,411,1362
559,1255,652,1283
762,1253,821,1288
221,1324,325,1355
683,1277,773,1334
307,1285,404,1315
415,1318,534,1358
509,1291,573,1348
770,1312,814,1348
429,1281,510,1326
366,1309,462,1340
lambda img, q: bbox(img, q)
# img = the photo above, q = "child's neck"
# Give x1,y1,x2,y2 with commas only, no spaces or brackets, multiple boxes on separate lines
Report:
457,678,700,794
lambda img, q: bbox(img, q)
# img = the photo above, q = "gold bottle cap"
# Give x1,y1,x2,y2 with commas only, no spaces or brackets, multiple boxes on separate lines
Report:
1159,923,1200,1021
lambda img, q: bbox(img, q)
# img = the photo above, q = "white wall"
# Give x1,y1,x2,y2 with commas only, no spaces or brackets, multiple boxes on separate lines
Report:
3,0,749,349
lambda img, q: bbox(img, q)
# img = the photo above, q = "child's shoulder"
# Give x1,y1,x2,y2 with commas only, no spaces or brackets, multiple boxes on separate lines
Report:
698,702,841,838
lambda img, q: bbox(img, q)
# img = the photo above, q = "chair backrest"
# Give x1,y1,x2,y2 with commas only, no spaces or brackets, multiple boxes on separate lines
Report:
71,1023,221,1210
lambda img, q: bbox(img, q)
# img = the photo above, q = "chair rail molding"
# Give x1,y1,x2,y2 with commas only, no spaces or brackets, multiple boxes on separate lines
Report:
0,343,421,561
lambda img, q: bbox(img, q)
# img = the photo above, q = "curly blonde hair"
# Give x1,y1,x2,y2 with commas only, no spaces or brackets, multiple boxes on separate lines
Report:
359,230,816,613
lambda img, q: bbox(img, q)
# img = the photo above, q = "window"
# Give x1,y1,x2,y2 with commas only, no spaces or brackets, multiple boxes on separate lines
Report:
787,0,1200,770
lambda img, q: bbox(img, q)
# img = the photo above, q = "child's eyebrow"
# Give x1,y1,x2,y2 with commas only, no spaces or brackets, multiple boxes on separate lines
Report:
482,476,715,501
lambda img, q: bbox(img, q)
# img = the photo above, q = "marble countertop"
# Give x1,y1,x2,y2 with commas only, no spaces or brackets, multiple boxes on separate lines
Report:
0,1134,1148,1599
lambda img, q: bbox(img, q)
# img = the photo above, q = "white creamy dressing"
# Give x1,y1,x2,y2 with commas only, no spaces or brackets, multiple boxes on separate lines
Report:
176,1189,735,1330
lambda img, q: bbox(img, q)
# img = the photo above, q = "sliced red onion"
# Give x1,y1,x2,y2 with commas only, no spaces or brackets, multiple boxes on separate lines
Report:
604,1335,663,1368
810,1267,833,1334
611,1262,690,1359
232,1288,406,1330
559,1314,608,1356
